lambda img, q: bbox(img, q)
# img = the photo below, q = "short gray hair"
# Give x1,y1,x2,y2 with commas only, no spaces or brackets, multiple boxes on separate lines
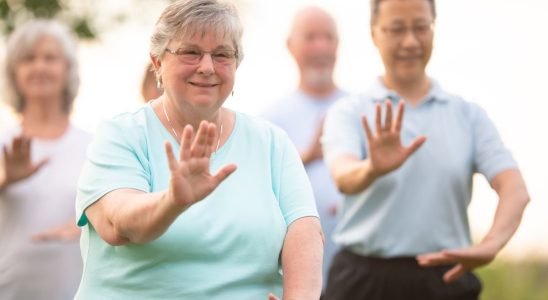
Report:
3,19,80,114
150,0,244,68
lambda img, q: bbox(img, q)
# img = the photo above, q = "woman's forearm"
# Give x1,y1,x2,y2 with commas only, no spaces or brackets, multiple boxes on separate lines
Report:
281,216,323,300
85,189,187,245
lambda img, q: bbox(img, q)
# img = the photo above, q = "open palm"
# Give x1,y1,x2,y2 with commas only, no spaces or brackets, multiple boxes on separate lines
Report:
362,100,426,176
164,121,236,208
2,136,48,186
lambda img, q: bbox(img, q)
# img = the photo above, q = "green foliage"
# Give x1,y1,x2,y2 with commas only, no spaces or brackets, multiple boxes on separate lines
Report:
478,260,548,300
0,0,96,39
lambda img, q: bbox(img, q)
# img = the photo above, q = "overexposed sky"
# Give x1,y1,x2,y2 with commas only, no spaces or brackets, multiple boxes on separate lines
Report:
1,0,547,259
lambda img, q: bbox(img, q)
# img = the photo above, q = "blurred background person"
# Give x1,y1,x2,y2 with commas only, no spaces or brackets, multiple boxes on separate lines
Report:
263,5,346,290
0,20,92,299
321,0,530,299
75,1,322,299
141,62,163,102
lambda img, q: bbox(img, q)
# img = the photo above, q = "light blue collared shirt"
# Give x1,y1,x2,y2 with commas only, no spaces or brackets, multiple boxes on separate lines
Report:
322,78,517,257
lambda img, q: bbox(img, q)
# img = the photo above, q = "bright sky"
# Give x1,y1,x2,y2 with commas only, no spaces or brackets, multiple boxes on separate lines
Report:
1,0,547,259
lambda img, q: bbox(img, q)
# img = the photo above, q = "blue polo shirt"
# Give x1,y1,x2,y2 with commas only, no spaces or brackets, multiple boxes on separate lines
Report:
322,78,517,257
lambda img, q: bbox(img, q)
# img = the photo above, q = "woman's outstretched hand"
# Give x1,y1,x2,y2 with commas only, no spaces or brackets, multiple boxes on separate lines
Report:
1,136,48,189
164,121,237,209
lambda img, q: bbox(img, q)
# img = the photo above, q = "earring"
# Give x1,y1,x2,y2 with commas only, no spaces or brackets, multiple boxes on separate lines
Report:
156,77,163,89
231,90,234,96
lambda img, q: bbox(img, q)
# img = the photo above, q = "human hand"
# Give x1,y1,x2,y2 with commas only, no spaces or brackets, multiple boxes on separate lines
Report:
301,119,324,165
328,202,338,216
1,136,48,188
164,121,237,208
31,219,81,242
416,243,498,283
361,99,426,177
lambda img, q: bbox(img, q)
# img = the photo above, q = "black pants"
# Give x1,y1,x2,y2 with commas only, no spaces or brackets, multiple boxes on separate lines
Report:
323,249,482,300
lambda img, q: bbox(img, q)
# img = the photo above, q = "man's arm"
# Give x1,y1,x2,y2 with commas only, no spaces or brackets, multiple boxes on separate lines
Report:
417,169,530,283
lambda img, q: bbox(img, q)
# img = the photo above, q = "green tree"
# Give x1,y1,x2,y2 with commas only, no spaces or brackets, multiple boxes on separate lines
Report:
0,0,96,39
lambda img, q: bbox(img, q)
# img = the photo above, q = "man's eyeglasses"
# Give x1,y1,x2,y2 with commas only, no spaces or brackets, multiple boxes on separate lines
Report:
164,47,238,65
379,22,434,40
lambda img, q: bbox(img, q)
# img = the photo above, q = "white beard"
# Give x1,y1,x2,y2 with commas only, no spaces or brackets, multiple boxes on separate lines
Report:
303,68,333,89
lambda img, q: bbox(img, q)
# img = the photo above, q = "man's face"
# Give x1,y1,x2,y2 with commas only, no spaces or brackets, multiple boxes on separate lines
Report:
288,9,339,88
371,0,435,84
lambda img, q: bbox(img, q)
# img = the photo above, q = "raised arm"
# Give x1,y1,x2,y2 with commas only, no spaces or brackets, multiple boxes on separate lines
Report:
84,121,236,246
329,100,426,194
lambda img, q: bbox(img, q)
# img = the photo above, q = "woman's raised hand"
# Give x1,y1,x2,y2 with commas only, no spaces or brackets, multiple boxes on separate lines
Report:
164,121,237,209
1,136,48,188
361,99,426,177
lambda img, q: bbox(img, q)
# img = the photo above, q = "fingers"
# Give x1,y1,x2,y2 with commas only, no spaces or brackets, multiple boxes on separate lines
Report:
404,135,427,157
179,125,193,161
375,102,382,135
190,121,209,157
30,221,81,243
164,141,178,172
384,100,393,131
204,123,217,158
22,137,31,159
416,251,458,267
443,264,466,283
11,136,22,154
212,163,237,185
361,115,374,142
394,100,405,132
31,230,55,242
175,120,221,162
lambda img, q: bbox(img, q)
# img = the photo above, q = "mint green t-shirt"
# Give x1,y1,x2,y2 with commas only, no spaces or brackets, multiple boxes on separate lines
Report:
75,105,318,300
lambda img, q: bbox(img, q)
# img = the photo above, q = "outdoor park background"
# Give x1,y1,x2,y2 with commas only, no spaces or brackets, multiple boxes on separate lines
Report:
0,1,546,299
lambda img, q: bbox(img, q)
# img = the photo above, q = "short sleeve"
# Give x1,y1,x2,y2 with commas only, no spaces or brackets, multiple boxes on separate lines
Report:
322,96,365,165
76,118,151,226
472,105,518,181
271,131,318,226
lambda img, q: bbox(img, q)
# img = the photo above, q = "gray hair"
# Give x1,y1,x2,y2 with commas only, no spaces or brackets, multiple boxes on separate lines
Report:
370,0,436,26
3,19,80,114
150,0,244,69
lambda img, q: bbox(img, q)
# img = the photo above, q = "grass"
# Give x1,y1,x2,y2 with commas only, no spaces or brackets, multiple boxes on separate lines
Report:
477,260,548,300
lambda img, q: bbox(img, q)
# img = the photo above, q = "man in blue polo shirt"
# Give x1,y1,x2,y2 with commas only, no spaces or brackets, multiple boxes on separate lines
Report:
321,0,530,299
263,6,347,290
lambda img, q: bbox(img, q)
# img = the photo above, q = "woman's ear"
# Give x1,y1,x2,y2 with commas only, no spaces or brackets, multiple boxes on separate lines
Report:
150,53,161,74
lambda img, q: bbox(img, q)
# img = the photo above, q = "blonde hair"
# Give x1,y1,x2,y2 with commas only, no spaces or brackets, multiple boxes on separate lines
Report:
3,19,79,114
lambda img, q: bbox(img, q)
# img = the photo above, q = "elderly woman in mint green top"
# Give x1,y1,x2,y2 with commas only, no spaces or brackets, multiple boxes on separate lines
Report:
75,1,323,299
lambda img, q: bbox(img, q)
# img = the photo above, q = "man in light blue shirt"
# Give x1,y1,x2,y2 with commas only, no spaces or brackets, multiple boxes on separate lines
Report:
321,0,529,299
263,6,346,289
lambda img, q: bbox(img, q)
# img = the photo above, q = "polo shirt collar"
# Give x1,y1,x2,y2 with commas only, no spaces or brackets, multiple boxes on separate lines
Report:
368,77,450,104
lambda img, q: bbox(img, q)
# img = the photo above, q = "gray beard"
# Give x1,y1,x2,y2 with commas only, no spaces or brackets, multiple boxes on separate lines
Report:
303,69,333,89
